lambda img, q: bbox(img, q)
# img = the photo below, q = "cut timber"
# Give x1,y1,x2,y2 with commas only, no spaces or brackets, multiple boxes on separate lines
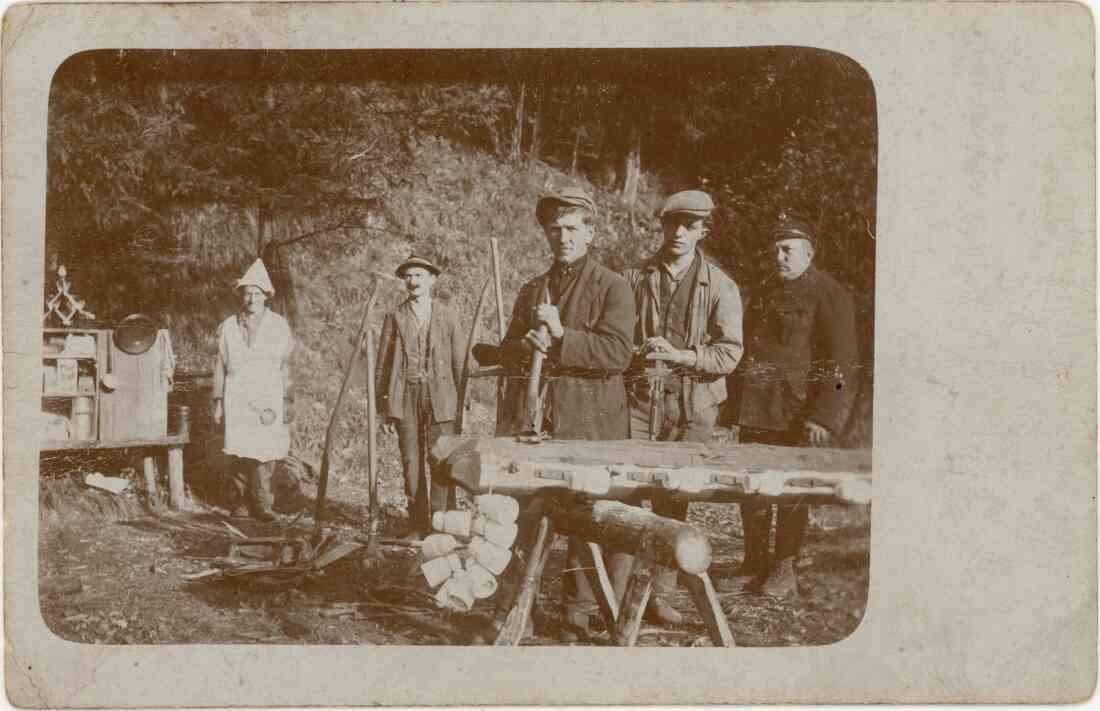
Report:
431,436,871,505
550,500,711,575
142,455,160,510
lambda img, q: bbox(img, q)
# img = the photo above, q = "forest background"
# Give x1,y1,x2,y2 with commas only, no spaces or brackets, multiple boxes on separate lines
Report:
44,47,877,483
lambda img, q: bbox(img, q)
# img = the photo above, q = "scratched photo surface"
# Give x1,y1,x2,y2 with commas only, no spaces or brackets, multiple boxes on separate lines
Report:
37,47,875,648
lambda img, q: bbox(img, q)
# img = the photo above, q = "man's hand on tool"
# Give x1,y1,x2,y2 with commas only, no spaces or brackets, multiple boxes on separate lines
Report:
524,329,552,354
534,304,564,339
804,420,831,447
645,336,698,367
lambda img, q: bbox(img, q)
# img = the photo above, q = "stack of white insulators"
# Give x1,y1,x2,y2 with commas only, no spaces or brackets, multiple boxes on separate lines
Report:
421,494,520,612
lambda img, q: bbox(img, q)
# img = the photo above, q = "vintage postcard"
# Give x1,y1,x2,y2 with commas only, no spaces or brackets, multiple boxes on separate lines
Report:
3,1,1095,706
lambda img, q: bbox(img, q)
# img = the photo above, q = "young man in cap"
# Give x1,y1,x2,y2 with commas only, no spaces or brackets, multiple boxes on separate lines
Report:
617,189,744,624
730,210,858,597
375,255,465,538
498,187,635,642
213,258,295,522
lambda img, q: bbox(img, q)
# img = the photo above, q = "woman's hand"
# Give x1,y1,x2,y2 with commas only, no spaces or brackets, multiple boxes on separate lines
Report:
212,399,224,425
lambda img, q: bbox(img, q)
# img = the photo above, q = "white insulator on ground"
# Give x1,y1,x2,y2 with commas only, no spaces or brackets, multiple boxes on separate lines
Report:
474,494,519,525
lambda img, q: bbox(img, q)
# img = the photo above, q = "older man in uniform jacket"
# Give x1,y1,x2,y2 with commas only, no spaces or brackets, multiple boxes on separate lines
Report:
731,211,858,597
498,187,635,642
618,189,743,625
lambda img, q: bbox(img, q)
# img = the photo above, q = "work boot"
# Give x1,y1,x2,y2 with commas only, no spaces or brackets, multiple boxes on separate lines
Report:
644,597,683,626
714,555,769,593
745,558,799,599
252,509,276,523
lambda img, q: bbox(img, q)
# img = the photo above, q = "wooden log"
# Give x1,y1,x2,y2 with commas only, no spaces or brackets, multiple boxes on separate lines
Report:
167,447,185,510
142,454,160,511
682,572,735,647
41,434,189,452
431,435,871,505
550,500,711,575
577,541,619,632
494,515,553,646
615,550,657,646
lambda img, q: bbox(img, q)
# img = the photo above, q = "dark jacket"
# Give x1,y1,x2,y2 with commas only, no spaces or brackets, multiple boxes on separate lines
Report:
375,300,465,424
622,251,744,422
499,257,635,440
734,265,857,435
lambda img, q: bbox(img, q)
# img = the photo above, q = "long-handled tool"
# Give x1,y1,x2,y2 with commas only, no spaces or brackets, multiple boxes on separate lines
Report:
456,278,494,434
313,281,379,548
490,239,508,434
363,308,382,560
520,286,551,440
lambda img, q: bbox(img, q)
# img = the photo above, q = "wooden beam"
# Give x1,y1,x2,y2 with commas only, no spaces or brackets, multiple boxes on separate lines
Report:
682,572,735,647
615,550,657,647
494,515,554,646
167,447,185,511
577,541,619,632
142,455,160,511
41,434,189,452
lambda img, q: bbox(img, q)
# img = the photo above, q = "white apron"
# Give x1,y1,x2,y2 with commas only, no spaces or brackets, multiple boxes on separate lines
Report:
217,311,292,462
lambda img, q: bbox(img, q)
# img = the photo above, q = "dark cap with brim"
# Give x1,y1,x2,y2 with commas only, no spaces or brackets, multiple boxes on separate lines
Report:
660,190,715,218
535,187,597,223
395,255,442,277
772,210,816,245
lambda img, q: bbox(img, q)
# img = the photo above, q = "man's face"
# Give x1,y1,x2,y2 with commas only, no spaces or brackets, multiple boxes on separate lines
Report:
240,285,267,314
660,214,708,259
402,266,436,299
543,210,595,265
774,237,814,281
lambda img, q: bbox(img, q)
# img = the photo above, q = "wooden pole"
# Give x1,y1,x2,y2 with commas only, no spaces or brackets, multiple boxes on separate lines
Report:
142,454,160,511
615,550,657,646
365,323,379,533
456,278,493,434
314,282,378,545
494,515,554,646
577,541,620,631
490,239,507,434
682,572,735,647
167,448,185,510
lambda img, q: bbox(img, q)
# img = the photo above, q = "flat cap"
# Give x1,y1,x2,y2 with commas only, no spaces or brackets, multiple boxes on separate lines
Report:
660,190,715,218
536,187,597,223
772,210,816,245
395,255,442,277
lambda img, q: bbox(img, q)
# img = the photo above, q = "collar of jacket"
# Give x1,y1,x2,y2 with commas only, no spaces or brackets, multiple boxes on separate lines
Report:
641,249,712,287
394,299,440,353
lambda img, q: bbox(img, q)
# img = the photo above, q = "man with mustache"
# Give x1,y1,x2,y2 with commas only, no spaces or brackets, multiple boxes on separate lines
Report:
731,210,858,598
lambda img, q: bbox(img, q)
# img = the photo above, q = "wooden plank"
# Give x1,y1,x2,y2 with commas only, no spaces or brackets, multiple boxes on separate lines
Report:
167,447,185,511
578,541,620,632
41,434,188,452
615,552,657,647
494,515,553,646
142,455,160,511
101,330,169,441
683,572,735,647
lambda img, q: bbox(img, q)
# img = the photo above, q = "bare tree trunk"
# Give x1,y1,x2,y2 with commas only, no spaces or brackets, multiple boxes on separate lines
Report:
511,83,526,164
527,82,545,165
571,127,582,175
620,121,642,206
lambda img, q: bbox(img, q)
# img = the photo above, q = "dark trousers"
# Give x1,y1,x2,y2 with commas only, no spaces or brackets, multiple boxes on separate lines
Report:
228,456,276,516
738,427,810,566
396,382,455,535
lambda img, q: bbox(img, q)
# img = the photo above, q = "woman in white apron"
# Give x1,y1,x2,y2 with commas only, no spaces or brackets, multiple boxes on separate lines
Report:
212,258,294,521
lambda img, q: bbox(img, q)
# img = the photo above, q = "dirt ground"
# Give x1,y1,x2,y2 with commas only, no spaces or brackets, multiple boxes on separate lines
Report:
39,465,869,647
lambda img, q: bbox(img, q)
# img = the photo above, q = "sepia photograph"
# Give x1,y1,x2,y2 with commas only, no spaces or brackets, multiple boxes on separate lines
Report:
4,2,1093,706
37,47,875,648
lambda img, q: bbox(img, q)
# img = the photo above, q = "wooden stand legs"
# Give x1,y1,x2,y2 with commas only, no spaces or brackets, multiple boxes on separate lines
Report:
494,515,556,646
142,446,187,512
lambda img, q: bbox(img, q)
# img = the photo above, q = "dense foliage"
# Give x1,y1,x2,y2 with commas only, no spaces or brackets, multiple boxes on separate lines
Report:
45,48,876,449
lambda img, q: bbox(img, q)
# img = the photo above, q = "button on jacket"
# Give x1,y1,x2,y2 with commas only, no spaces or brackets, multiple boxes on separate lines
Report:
622,251,744,423
499,257,635,440
375,300,465,424
734,266,858,435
